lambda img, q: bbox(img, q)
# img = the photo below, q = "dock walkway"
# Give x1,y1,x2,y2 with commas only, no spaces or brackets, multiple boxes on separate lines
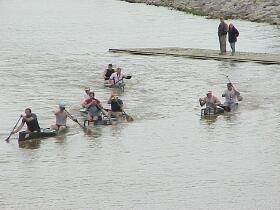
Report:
109,48,280,65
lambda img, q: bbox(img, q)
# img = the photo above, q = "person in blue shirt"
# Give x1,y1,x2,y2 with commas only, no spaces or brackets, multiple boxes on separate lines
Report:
107,94,124,117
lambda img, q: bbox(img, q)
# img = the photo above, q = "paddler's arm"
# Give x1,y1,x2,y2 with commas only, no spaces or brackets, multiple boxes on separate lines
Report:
232,86,240,96
199,98,206,107
66,112,78,122
214,98,221,107
12,121,25,134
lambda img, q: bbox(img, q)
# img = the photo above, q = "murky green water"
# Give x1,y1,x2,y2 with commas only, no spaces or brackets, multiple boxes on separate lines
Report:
1,0,280,209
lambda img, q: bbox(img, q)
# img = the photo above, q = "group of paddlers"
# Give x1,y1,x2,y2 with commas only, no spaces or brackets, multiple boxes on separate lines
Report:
8,64,131,140
199,82,242,114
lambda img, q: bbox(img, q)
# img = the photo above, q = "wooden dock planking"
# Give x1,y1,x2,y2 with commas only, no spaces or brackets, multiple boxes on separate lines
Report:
109,48,280,65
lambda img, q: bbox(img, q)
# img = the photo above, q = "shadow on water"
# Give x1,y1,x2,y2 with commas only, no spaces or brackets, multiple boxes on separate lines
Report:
18,139,42,149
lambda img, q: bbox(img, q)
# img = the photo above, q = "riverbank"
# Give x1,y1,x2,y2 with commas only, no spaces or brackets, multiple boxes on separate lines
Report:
121,0,280,25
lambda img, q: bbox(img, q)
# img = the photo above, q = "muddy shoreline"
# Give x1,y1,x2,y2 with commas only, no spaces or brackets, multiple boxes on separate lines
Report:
121,0,280,25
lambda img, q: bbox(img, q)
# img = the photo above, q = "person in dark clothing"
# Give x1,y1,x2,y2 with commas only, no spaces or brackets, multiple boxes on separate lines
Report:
12,108,41,133
228,23,239,56
218,17,228,55
107,94,124,117
103,64,115,84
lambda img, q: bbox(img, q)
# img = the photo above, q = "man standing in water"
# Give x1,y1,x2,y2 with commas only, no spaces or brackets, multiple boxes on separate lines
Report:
222,83,241,111
12,108,41,134
218,17,228,55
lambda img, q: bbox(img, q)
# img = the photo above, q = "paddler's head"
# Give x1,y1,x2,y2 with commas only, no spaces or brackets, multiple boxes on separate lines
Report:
220,16,224,23
111,94,118,101
108,64,113,70
59,103,65,111
116,67,121,75
84,87,90,95
227,83,233,90
89,91,95,98
206,91,212,98
25,108,32,117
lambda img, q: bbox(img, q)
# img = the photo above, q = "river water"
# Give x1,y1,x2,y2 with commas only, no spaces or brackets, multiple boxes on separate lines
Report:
1,0,280,209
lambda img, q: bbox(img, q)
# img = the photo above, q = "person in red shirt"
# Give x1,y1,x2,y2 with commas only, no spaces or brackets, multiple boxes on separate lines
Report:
82,92,102,122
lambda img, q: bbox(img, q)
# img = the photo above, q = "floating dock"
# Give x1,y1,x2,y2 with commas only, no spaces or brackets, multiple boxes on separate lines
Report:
109,48,280,65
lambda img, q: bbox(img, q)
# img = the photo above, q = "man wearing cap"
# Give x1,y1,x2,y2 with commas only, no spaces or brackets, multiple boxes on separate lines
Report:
199,91,224,114
222,83,240,111
103,64,115,84
51,104,77,131
107,94,124,117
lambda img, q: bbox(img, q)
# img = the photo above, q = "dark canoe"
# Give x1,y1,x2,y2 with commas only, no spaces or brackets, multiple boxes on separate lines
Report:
18,128,58,142
201,103,238,117
104,82,125,91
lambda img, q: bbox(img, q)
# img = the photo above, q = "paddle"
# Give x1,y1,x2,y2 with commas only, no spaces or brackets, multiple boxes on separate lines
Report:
114,99,133,122
5,115,23,142
64,109,84,128
223,74,243,101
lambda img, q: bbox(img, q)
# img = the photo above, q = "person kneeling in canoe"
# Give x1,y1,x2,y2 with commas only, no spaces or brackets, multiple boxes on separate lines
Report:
221,83,241,112
199,91,224,115
82,91,102,123
51,104,77,131
107,94,124,117
12,108,41,134
109,67,131,87
103,64,115,84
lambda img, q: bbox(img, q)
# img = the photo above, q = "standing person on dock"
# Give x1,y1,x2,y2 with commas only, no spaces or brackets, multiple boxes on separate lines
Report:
51,104,77,131
218,17,228,55
12,108,41,134
228,23,239,56
103,64,115,84
82,91,102,122
222,83,240,111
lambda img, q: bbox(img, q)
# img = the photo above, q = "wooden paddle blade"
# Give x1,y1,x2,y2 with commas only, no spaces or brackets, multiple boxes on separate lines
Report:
125,115,134,122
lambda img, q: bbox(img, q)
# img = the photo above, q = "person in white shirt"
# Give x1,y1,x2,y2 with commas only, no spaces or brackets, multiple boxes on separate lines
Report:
222,83,240,111
84,87,91,100
109,68,130,86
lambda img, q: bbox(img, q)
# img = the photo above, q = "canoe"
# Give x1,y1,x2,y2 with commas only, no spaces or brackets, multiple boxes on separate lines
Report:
201,103,238,117
18,128,58,142
83,115,125,126
104,82,125,91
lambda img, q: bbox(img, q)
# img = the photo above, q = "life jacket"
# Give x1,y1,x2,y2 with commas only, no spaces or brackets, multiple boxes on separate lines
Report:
105,69,115,79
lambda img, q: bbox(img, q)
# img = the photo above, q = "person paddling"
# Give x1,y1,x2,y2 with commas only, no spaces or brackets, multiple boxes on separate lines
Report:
12,108,41,134
103,64,115,84
82,91,102,123
199,91,224,113
107,94,124,117
51,104,77,131
109,67,130,86
222,83,241,111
